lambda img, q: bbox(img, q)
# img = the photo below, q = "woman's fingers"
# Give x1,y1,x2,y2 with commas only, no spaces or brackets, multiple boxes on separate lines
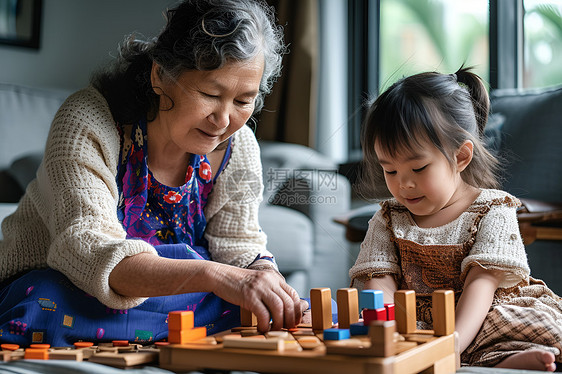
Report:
240,270,303,331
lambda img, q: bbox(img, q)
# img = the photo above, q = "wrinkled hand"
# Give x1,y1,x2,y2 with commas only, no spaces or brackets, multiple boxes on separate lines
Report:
211,265,304,332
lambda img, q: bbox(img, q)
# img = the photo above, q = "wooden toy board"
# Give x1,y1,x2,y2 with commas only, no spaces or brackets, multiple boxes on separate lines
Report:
159,325,457,374
0,342,160,369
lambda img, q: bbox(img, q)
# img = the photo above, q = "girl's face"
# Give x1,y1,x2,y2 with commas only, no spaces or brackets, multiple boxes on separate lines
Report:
375,138,470,223
150,54,264,156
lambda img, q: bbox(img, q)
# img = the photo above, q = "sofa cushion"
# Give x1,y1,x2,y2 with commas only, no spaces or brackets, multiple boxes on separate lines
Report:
258,204,314,272
0,171,24,203
7,152,43,191
490,85,562,202
0,83,71,169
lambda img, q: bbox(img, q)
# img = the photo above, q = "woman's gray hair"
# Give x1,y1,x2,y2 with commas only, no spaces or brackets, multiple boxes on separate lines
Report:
151,0,285,113
92,0,286,125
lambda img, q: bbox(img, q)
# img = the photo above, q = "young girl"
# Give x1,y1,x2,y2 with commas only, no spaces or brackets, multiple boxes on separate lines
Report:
350,67,562,371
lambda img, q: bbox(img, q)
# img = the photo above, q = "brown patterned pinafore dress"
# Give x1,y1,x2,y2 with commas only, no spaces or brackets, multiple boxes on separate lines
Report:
380,200,562,367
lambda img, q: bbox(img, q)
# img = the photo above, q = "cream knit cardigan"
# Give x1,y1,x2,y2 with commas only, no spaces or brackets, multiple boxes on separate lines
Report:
0,87,272,309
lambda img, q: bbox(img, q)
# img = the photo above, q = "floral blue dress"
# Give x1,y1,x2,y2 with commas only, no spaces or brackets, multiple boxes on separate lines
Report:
0,119,244,347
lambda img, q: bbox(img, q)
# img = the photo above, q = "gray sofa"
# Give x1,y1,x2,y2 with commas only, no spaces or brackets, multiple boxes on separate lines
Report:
0,82,351,298
486,84,562,294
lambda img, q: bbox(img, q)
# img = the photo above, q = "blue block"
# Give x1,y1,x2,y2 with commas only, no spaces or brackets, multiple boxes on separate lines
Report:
359,289,384,310
349,322,369,336
323,328,351,341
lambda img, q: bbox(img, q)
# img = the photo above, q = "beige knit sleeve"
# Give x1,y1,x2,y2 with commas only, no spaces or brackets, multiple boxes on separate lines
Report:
349,207,401,288
204,125,272,269
461,201,530,288
38,88,157,309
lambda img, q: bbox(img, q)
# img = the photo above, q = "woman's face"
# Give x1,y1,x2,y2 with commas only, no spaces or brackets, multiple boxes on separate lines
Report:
150,54,264,155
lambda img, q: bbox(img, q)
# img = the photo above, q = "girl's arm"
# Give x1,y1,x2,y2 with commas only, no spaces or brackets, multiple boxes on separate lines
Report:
455,265,502,353
364,275,398,304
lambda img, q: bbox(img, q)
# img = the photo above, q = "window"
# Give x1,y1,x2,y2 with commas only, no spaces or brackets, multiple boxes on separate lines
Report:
347,0,562,160
379,0,489,91
523,0,562,88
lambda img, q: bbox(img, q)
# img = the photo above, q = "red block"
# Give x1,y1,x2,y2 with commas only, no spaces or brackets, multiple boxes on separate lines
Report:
385,303,395,321
363,307,387,325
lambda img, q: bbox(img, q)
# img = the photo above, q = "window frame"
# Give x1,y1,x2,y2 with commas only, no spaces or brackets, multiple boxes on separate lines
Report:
347,0,525,159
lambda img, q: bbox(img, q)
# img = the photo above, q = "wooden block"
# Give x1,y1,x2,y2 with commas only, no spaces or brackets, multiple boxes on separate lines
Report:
349,322,370,336
359,289,383,310
73,342,94,349
363,307,386,324
432,290,455,336
9,350,24,361
265,331,289,339
98,346,119,353
310,287,332,330
394,290,416,334
29,344,50,349
89,351,158,367
1,344,20,351
168,326,207,344
24,348,49,360
323,328,350,341
296,336,323,350
48,349,84,361
168,311,194,331
336,288,359,329
112,340,129,347
420,352,457,374
240,329,262,337
240,308,257,327
231,326,257,332
0,351,12,362
385,303,395,320
368,320,396,357
222,336,284,351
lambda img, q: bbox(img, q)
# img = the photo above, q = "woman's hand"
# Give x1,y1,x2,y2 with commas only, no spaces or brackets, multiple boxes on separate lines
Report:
109,253,304,332
206,263,304,332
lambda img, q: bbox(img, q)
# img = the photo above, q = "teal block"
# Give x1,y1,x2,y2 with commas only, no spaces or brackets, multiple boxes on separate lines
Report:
323,328,351,341
359,289,383,310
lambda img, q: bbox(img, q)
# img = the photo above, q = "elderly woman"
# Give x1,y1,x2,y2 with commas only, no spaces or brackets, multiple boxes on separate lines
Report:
0,0,305,346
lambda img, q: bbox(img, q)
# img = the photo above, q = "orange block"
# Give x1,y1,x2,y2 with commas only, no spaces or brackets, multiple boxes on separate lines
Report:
74,341,94,349
24,348,49,360
168,310,195,331
112,340,129,347
168,326,207,344
29,344,50,349
1,344,19,351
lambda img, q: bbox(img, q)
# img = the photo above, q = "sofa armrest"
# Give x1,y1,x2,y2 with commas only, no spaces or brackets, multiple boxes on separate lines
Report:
259,140,351,293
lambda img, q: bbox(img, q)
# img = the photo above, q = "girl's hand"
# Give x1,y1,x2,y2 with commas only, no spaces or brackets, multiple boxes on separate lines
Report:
207,263,304,332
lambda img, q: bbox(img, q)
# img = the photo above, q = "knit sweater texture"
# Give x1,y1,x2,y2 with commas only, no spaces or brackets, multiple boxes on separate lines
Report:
0,87,271,309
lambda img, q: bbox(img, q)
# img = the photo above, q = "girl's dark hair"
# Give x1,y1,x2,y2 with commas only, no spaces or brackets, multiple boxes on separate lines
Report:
91,0,286,125
356,66,500,200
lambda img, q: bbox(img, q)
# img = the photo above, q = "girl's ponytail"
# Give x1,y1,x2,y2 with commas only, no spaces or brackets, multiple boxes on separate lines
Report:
455,66,490,136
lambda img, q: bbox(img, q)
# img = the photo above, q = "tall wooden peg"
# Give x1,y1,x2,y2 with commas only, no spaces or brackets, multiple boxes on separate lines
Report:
240,308,258,327
394,290,416,334
368,320,396,357
336,288,359,329
432,289,455,336
310,288,333,330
